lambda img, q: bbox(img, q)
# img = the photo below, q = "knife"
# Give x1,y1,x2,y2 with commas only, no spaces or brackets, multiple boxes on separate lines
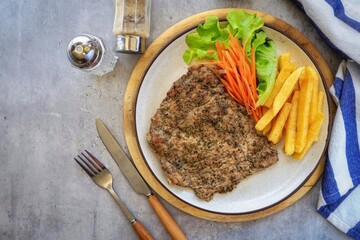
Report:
96,118,187,240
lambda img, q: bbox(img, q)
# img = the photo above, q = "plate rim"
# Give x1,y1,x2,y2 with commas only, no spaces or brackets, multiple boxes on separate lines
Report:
123,8,334,221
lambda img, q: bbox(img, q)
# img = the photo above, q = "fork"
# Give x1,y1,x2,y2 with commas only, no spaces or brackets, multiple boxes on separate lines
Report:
74,150,154,240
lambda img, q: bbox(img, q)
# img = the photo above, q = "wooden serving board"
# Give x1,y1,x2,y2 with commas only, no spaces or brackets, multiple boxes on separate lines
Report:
123,9,334,221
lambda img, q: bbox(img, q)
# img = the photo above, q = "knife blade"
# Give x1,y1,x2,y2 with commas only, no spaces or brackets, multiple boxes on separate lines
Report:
96,118,186,240
96,118,151,196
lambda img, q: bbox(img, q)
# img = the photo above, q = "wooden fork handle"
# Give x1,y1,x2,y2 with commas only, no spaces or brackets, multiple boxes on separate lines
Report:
148,194,187,240
132,220,154,240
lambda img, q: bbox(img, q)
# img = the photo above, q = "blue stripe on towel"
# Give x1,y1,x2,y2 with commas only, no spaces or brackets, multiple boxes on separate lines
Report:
322,158,341,203
308,16,351,60
340,68,360,184
333,77,344,100
347,221,360,240
318,188,354,217
291,0,352,60
318,205,331,218
326,0,360,32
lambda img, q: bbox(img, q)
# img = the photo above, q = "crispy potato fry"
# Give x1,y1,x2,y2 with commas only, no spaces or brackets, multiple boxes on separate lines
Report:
286,93,293,103
260,52,325,159
315,91,324,141
298,68,306,87
263,121,272,135
261,107,272,135
262,106,269,114
293,113,324,159
255,107,277,131
293,80,300,92
295,76,314,153
317,91,324,114
284,91,300,155
307,67,319,123
273,67,304,113
268,103,292,144
278,53,290,70
264,62,297,108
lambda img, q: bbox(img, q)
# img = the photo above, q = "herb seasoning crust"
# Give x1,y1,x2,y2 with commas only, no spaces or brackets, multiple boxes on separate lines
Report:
147,65,278,201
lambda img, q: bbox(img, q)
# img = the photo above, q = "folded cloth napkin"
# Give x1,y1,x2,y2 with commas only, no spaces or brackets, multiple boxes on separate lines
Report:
293,1,360,239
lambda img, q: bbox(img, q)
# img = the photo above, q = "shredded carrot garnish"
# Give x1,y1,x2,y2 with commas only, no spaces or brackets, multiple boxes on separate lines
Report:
210,34,261,121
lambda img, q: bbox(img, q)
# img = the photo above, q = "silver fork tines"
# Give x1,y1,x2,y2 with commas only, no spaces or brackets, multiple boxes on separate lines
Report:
74,150,154,239
75,150,104,176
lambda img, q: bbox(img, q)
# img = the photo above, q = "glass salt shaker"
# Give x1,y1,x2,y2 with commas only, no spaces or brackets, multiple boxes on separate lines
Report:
113,0,151,53
67,33,118,76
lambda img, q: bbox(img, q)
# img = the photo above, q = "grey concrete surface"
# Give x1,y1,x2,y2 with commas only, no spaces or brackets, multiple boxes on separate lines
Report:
0,0,351,239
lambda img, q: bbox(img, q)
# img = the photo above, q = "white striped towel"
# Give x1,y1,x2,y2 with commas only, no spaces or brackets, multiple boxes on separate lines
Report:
293,1,360,239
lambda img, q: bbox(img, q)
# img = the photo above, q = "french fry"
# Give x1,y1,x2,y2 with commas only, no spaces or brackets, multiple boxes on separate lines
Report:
286,90,294,103
293,80,300,92
293,113,324,159
307,67,319,123
259,52,325,159
268,103,292,144
261,107,272,135
284,91,300,155
317,91,324,113
278,53,290,70
273,67,304,113
263,121,272,135
264,62,297,108
295,75,314,153
298,68,306,87
315,91,324,141
255,107,277,131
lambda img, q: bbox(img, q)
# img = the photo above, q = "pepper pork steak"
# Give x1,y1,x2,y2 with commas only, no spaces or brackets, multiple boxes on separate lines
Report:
147,64,278,201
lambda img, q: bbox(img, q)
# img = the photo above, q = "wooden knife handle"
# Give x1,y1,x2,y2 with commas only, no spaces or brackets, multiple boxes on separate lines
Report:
132,220,154,240
148,194,187,240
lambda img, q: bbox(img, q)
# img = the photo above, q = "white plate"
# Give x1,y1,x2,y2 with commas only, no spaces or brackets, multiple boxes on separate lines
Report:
124,9,333,220
135,26,329,214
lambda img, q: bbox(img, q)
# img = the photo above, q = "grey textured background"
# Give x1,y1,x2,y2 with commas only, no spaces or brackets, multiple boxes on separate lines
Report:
0,0,350,239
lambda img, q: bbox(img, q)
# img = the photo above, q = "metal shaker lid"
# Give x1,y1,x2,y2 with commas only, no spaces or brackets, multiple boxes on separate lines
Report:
67,34,103,69
115,35,145,53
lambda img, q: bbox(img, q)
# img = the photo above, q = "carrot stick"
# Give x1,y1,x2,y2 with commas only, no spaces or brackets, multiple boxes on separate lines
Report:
221,79,232,92
226,52,248,104
215,41,224,61
238,59,256,109
228,47,239,63
210,33,261,121
225,70,244,103
230,46,241,61
228,32,242,53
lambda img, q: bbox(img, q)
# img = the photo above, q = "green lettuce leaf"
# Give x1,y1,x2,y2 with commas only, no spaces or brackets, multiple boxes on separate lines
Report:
251,31,267,51
227,10,277,106
183,10,278,106
255,39,278,106
183,48,218,64
226,10,264,54
182,15,229,64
